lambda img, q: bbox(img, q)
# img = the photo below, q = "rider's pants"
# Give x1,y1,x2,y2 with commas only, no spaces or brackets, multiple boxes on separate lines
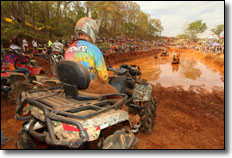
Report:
15,67,31,75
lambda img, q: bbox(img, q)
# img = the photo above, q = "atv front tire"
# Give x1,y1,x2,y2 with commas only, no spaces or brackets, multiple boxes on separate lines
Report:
102,129,138,149
139,101,156,135
16,128,38,149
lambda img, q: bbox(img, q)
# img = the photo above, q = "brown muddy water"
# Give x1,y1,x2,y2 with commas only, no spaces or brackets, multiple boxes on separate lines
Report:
114,52,224,92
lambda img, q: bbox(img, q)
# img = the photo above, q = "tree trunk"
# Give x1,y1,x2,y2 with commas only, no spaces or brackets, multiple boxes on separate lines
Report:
11,1,16,18
19,1,25,27
56,1,61,19
49,30,52,40
33,16,35,35
86,7,89,17
16,1,19,17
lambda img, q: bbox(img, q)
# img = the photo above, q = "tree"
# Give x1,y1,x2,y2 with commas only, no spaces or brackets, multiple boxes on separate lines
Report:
135,11,149,38
177,34,189,39
19,1,25,27
1,1,163,46
211,24,224,37
185,20,207,42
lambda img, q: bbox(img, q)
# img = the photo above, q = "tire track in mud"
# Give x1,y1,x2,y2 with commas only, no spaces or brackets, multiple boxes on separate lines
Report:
136,84,224,149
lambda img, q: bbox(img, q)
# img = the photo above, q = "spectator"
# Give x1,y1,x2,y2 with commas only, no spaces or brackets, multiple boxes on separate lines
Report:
32,38,39,55
17,17,22,24
10,15,15,21
12,36,20,46
22,38,29,53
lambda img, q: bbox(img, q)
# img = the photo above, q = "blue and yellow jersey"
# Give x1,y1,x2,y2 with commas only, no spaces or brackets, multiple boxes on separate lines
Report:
64,40,108,82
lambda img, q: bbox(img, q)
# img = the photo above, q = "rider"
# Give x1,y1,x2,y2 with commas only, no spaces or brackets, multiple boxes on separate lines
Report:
65,17,108,82
64,17,117,94
2,41,31,77
52,40,64,57
50,40,64,77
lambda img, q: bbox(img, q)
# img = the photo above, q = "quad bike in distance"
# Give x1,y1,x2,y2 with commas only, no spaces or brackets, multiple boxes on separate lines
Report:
160,50,169,56
172,54,180,64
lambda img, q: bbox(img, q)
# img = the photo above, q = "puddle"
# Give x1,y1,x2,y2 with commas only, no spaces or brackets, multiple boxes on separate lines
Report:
113,52,224,92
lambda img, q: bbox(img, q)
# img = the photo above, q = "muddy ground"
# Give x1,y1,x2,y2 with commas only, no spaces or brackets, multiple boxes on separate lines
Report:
1,48,224,149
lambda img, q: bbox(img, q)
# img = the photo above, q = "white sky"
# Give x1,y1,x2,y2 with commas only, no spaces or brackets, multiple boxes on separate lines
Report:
134,1,224,37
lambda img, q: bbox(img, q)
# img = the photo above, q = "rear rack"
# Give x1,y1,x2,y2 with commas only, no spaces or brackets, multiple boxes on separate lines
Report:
16,90,128,148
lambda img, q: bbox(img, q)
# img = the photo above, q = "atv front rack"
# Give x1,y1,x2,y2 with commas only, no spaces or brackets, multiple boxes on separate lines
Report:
16,90,128,148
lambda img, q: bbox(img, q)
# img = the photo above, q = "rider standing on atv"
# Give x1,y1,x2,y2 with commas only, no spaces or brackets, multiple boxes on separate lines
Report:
2,40,31,77
65,17,118,94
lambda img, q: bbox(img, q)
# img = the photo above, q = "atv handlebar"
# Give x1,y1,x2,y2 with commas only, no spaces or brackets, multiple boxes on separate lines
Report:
107,66,129,76
107,64,142,78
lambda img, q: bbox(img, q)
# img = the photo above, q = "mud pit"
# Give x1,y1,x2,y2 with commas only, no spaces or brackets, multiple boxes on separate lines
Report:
1,48,224,149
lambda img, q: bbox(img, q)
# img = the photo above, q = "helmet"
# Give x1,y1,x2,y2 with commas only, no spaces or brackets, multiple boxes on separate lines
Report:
8,44,22,54
52,42,64,53
75,17,100,43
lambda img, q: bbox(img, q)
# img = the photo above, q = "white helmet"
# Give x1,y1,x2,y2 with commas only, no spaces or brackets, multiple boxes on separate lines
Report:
8,44,22,54
52,42,64,53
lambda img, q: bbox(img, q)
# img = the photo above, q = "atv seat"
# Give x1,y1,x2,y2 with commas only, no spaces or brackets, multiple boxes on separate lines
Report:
57,60,91,90
57,60,101,99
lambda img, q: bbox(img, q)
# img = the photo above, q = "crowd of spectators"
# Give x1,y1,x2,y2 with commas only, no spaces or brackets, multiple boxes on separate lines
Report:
168,38,224,54
95,36,164,55
193,40,224,54
62,35,164,55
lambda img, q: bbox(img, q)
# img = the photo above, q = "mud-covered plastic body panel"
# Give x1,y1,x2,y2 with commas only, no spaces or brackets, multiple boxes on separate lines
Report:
19,90,130,143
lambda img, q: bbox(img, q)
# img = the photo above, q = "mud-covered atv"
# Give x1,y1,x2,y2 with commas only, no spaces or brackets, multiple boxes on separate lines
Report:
15,57,44,78
108,64,157,134
1,58,44,103
160,50,169,56
15,61,138,149
1,70,31,103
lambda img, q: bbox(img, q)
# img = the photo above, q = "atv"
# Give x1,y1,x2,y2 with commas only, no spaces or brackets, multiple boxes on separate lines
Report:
15,60,138,149
108,64,157,134
1,57,45,103
1,70,30,103
160,50,169,56
15,56,44,77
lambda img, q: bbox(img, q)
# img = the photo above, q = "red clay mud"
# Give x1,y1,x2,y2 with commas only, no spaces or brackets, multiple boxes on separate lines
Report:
1,48,224,149
104,49,161,66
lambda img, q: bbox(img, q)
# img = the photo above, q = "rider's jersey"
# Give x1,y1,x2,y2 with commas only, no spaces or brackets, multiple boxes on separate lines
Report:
1,53,27,71
65,40,108,82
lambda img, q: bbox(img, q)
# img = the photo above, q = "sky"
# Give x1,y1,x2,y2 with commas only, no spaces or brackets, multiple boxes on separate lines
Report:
134,1,224,37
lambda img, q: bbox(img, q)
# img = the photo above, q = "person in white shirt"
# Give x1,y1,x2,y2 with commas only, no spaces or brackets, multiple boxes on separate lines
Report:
32,38,39,55
22,38,28,53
